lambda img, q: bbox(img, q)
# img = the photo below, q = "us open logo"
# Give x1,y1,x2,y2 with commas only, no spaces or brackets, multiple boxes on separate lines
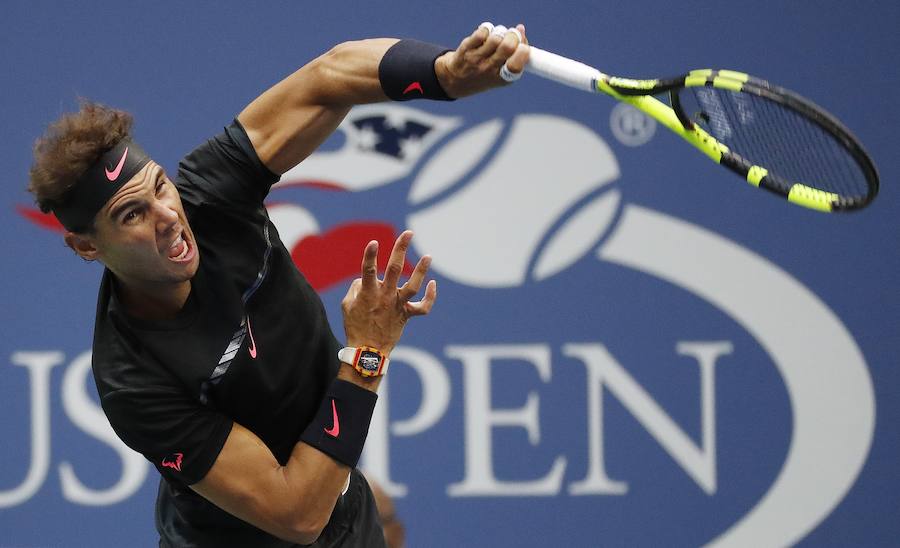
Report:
7,105,874,547
269,105,875,547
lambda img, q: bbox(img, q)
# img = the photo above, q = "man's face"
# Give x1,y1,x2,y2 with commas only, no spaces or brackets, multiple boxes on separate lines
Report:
88,161,200,291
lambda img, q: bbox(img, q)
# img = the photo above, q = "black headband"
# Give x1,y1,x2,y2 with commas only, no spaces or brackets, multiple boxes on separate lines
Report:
51,139,151,232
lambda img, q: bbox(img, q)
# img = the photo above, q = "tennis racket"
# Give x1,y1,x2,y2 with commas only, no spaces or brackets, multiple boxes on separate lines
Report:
523,47,879,212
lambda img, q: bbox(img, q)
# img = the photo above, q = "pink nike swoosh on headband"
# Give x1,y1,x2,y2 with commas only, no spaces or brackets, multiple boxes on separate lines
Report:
105,147,129,182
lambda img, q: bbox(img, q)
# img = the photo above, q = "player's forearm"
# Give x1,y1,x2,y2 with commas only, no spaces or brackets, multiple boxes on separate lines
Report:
230,459,344,545
274,442,353,543
192,423,353,545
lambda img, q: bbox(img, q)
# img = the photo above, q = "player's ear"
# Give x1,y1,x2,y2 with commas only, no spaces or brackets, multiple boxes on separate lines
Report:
64,231,100,262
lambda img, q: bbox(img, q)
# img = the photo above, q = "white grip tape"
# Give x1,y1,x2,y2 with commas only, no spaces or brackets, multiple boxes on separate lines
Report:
479,22,521,43
500,63,522,82
525,47,606,93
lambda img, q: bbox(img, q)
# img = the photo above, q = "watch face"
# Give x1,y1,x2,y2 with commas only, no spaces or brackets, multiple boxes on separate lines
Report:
358,350,382,373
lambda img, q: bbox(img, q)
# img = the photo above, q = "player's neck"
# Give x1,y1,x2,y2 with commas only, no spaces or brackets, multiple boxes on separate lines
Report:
115,278,193,321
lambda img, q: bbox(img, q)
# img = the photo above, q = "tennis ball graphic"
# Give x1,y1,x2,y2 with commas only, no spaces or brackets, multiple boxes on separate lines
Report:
407,114,621,288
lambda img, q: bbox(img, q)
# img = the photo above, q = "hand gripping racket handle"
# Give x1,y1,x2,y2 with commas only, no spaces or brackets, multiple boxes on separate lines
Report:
525,47,608,93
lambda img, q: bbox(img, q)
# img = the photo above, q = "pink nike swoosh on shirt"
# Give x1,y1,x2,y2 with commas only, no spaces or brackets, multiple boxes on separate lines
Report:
247,315,258,359
105,147,129,182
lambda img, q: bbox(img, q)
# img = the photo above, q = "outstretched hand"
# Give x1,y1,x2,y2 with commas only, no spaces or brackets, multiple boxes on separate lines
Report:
341,230,437,356
435,23,530,98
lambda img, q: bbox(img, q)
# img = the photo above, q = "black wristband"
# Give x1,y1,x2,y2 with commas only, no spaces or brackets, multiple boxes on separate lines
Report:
379,39,455,101
300,379,378,468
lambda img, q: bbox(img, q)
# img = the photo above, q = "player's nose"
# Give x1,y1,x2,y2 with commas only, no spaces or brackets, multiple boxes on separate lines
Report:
153,200,180,235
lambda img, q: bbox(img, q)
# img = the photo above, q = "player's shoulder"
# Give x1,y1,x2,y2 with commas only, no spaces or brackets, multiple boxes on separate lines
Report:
175,119,279,208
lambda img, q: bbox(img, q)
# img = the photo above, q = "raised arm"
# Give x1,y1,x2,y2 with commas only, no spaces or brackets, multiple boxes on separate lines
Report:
238,24,529,174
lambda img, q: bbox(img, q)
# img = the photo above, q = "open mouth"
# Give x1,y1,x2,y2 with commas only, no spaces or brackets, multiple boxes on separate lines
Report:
167,231,193,262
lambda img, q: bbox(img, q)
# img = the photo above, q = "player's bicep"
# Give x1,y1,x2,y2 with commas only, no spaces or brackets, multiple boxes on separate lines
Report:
238,39,398,175
191,422,307,543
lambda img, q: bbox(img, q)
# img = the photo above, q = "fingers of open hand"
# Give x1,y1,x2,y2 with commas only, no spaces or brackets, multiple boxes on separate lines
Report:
404,279,437,317
360,240,379,291
383,230,412,288
399,255,432,302
341,278,362,310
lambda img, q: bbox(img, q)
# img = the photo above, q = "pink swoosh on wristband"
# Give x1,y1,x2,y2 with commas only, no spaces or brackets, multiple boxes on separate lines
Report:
324,399,340,437
403,81,424,95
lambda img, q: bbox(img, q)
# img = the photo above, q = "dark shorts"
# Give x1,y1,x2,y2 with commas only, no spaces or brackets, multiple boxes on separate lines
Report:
157,468,386,547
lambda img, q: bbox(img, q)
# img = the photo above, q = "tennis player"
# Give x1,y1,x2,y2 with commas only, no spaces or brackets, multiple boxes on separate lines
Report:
27,24,528,547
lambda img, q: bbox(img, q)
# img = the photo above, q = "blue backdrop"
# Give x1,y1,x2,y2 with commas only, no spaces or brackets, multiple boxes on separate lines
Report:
2,1,899,546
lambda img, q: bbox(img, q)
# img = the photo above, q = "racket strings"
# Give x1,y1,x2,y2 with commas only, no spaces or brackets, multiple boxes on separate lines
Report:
682,87,869,198
758,94,861,194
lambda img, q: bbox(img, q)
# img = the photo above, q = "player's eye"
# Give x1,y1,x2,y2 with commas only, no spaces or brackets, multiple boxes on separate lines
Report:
122,209,141,224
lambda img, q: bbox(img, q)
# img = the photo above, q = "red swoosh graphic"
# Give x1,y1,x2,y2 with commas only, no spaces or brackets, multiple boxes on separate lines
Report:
105,146,129,182
403,81,424,95
324,399,340,437
16,205,64,232
273,179,348,191
246,316,257,359
291,222,414,292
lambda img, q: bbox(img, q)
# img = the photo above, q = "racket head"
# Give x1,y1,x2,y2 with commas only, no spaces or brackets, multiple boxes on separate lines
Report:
607,71,879,212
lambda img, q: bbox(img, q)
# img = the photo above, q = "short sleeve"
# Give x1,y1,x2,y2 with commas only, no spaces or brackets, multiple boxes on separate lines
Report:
176,119,280,207
102,386,233,485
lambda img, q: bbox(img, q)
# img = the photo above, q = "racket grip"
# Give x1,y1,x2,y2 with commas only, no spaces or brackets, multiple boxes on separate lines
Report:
525,47,606,93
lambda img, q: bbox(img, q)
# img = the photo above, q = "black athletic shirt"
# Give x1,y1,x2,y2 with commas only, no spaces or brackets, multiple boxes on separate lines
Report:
91,121,360,546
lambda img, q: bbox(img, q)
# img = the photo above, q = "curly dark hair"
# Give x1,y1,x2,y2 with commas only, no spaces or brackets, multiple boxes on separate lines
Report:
28,101,134,223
